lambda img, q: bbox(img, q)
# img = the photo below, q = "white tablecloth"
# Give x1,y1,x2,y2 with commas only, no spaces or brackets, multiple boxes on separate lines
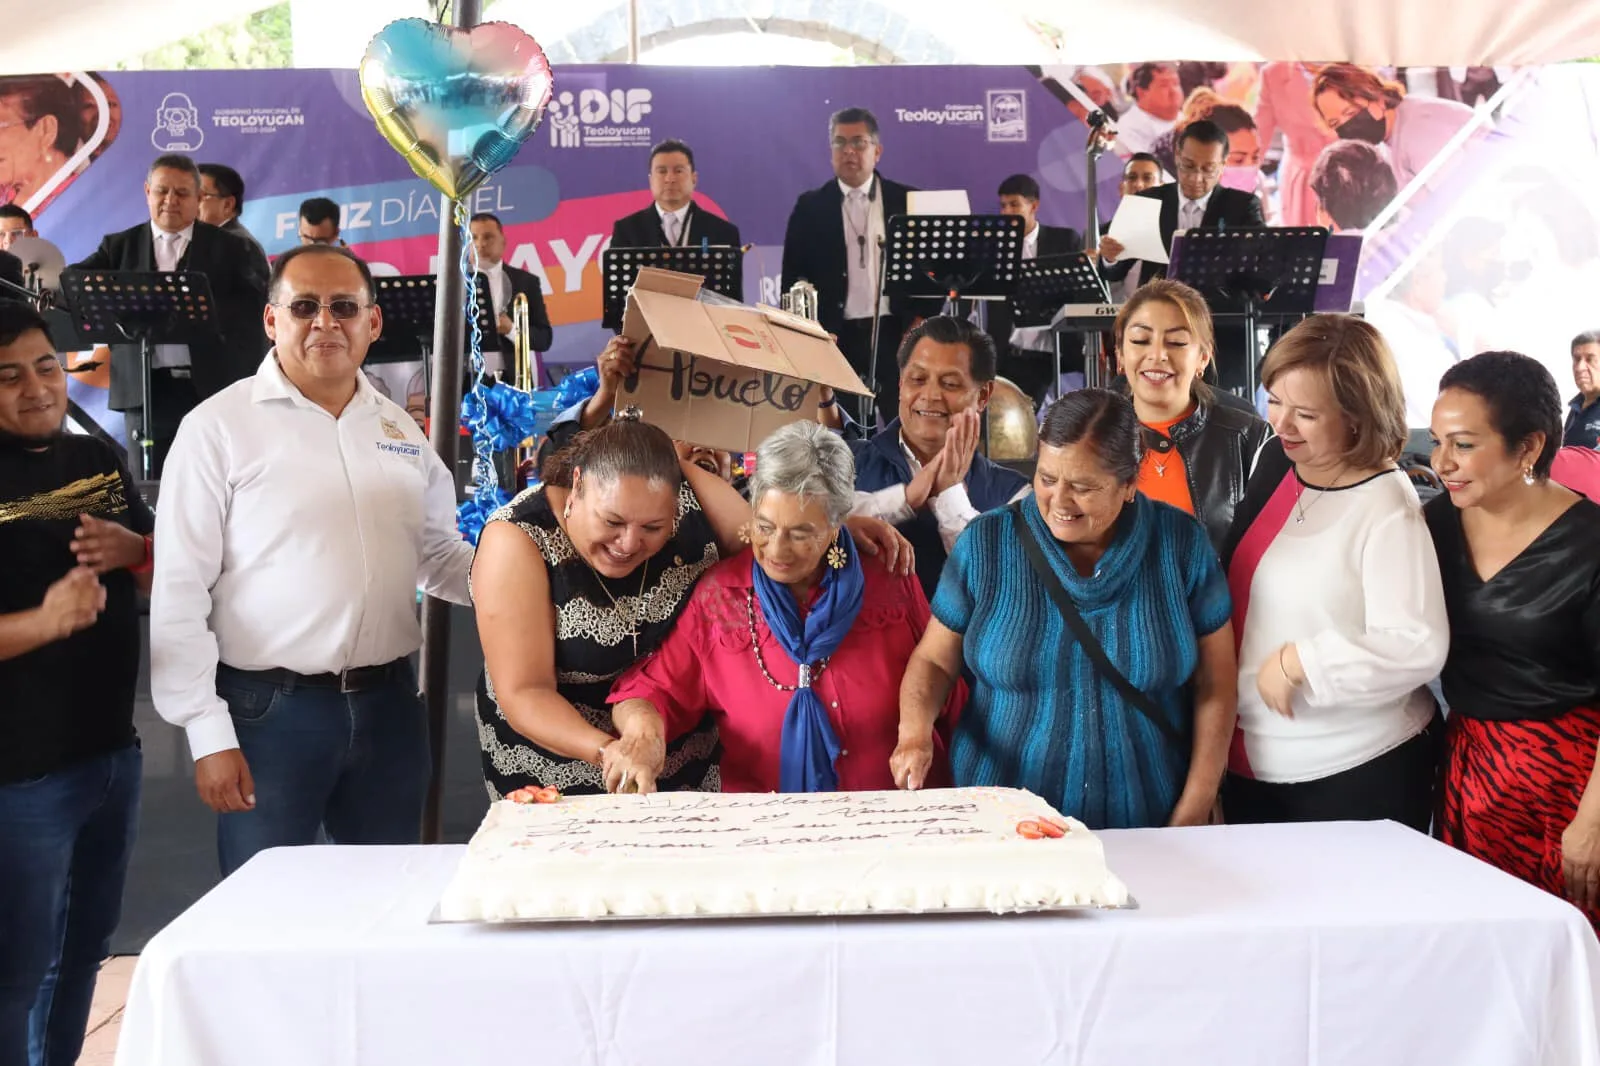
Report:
116,821,1600,1066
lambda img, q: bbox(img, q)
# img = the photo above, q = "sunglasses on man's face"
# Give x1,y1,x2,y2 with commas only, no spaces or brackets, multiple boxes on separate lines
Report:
276,298,368,321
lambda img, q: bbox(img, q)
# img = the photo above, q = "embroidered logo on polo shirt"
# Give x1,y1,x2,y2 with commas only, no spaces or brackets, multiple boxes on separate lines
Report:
381,417,408,441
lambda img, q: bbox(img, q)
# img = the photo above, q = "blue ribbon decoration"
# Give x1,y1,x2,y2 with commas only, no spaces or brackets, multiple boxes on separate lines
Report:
553,365,600,408
451,207,607,544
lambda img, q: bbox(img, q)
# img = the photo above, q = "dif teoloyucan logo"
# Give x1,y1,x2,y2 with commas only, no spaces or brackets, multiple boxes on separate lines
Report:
547,88,655,149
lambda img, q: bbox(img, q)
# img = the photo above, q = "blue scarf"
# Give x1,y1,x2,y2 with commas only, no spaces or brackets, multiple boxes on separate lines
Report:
751,527,866,792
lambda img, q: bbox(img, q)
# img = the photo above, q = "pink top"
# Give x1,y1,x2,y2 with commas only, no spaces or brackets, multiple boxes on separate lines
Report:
610,549,963,793
1553,447,1600,502
1254,63,1335,228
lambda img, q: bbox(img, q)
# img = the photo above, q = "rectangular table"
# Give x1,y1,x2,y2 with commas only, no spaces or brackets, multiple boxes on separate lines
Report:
116,821,1600,1066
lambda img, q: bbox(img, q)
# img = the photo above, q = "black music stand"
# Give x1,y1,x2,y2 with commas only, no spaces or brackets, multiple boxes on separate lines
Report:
872,213,1025,423
367,274,496,402
602,245,743,331
1169,227,1329,393
1011,251,1112,396
58,269,219,481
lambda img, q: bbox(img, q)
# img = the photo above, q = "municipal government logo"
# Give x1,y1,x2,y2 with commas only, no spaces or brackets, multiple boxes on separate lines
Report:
381,417,408,441
986,90,1027,143
153,92,204,151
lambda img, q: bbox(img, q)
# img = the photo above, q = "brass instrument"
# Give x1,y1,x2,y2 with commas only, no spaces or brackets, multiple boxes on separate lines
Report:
983,376,1039,463
780,280,819,321
511,291,537,465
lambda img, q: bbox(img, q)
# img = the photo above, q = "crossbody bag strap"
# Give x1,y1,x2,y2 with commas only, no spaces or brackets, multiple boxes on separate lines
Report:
1009,503,1185,749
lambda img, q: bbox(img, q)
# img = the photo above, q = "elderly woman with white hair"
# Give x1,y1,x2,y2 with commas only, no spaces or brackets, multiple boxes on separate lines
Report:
608,421,963,794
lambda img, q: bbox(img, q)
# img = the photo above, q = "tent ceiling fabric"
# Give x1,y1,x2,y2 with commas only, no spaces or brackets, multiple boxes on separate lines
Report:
1011,0,1600,67
5,0,1600,73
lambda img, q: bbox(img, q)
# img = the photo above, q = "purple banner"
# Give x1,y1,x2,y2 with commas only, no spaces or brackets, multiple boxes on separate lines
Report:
5,63,1597,436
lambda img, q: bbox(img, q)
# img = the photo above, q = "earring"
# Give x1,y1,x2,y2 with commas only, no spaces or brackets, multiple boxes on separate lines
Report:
737,524,750,544
826,539,847,570
562,499,572,521
1523,466,1537,486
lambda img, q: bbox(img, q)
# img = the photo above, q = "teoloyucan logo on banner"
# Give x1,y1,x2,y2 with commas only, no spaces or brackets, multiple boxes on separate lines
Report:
986,90,1027,143
547,89,654,148
152,92,204,151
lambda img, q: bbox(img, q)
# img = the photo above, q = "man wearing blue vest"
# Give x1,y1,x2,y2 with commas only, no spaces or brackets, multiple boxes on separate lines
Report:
842,315,1031,597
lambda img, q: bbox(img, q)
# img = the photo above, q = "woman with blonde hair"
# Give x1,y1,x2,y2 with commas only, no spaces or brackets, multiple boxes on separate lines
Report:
1311,64,1472,189
1114,279,1271,552
1220,315,1448,829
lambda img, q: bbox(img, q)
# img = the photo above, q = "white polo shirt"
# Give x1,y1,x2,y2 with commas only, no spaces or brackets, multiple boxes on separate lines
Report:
150,353,475,760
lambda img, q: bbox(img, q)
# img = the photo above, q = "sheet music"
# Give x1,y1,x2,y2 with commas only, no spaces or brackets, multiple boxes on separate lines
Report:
1107,196,1169,265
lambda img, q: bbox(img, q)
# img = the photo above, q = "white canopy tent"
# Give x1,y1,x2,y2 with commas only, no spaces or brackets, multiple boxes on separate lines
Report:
5,0,1600,73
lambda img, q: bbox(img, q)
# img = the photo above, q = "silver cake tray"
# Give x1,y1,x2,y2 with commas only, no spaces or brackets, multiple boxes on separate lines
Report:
427,896,1138,926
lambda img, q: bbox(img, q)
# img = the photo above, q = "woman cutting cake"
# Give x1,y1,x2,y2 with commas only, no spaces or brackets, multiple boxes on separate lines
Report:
469,406,913,799
607,421,960,794
892,390,1237,829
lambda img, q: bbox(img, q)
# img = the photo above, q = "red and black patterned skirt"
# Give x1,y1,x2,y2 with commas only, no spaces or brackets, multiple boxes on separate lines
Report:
1438,706,1600,932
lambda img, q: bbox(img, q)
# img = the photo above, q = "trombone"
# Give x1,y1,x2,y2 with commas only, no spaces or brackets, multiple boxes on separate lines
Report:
511,291,538,465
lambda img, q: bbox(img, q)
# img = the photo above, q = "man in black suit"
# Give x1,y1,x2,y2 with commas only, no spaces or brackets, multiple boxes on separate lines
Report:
1099,120,1265,392
468,212,552,384
73,153,268,477
990,173,1084,409
781,107,918,425
197,162,270,282
610,139,742,302
1098,119,1264,287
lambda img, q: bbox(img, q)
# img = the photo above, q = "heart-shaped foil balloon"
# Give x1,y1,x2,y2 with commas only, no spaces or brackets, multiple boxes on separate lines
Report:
359,19,554,201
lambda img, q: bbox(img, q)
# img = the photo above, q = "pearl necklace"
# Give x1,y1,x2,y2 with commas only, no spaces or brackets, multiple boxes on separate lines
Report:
745,591,829,691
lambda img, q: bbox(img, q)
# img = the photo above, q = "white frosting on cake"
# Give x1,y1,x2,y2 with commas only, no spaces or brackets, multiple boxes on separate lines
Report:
438,787,1130,921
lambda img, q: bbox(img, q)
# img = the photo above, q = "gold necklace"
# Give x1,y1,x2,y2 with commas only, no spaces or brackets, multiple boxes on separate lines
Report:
1294,466,1347,525
583,558,652,658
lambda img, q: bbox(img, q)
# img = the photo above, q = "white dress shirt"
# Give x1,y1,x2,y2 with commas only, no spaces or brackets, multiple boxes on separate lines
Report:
1021,223,1040,262
150,353,476,760
839,178,888,320
1177,188,1214,233
480,261,511,376
657,203,690,246
849,433,1031,554
151,221,194,370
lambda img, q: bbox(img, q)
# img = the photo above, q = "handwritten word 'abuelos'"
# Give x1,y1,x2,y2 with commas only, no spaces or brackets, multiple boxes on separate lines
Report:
660,351,815,412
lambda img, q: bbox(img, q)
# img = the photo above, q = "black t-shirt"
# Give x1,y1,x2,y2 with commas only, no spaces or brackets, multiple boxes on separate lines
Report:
0,434,153,783
1425,493,1600,721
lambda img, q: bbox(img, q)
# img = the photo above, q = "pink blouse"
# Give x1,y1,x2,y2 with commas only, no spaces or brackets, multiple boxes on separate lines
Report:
610,549,963,792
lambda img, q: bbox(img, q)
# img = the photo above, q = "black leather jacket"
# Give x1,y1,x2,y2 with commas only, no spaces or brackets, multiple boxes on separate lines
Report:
1143,395,1273,554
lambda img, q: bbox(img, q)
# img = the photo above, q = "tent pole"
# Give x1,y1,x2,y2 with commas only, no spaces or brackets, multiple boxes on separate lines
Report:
419,0,483,846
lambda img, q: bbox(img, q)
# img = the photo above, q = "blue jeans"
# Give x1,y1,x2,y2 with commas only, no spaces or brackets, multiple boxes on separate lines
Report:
215,662,430,877
0,744,141,1066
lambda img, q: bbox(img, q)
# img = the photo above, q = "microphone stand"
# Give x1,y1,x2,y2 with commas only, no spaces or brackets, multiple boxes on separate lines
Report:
1084,109,1115,251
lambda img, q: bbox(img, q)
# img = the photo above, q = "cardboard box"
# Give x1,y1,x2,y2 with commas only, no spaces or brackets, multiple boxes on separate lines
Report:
617,267,873,454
